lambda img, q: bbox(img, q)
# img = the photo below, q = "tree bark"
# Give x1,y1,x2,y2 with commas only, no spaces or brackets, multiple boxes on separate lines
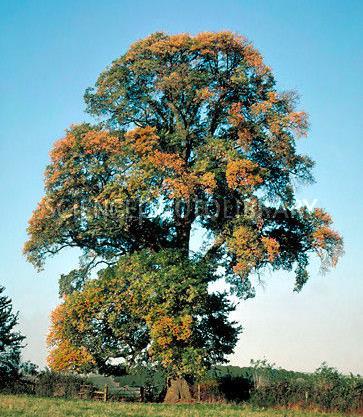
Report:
173,198,195,256
164,377,192,403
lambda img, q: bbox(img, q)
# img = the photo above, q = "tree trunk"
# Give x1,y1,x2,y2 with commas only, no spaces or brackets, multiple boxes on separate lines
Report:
173,198,196,257
164,377,192,403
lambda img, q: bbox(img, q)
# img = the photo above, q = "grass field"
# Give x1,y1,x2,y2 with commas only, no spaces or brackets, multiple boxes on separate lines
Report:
0,395,360,417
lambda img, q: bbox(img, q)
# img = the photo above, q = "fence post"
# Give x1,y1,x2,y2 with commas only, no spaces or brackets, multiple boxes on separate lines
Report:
104,385,109,402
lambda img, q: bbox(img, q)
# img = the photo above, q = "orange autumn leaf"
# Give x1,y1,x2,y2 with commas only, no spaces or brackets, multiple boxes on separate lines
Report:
125,125,159,155
226,159,264,190
262,236,280,262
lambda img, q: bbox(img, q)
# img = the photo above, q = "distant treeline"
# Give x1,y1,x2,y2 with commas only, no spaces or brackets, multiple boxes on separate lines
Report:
2,361,363,413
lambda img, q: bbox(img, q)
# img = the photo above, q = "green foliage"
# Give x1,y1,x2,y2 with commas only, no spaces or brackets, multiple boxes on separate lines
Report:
33,370,88,399
249,362,363,413
0,369,89,398
19,361,39,377
49,250,240,378
0,286,26,388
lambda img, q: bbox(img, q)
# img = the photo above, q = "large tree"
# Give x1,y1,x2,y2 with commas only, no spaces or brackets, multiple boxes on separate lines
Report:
25,32,342,399
0,286,25,387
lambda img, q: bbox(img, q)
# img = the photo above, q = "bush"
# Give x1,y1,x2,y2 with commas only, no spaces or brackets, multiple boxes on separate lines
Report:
34,370,88,398
249,362,363,413
114,366,167,402
191,379,222,402
0,368,90,399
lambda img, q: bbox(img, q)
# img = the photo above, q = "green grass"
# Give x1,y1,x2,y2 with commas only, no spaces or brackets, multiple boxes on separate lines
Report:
0,395,359,417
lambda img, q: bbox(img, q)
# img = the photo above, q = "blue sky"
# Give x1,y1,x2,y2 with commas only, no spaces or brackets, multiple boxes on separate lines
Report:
0,0,362,373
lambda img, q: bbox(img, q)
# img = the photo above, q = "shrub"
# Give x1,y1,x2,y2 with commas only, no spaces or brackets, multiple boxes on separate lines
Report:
34,370,88,398
249,361,363,412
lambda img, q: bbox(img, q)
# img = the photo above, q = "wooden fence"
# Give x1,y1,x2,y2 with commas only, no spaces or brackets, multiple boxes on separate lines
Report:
78,384,144,402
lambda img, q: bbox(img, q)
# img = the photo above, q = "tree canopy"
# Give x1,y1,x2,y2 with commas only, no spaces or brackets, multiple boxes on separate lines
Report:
25,32,343,382
48,250,239,378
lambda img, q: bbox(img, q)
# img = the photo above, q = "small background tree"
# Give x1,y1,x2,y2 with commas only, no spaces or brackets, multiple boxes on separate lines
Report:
0,286,25,388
